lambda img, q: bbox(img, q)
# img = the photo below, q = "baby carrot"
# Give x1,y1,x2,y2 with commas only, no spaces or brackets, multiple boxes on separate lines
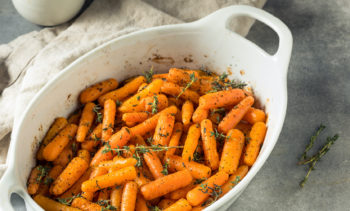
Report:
153,113,175,146
167,155,211,179
235,122,252,136
161,81,199,104
140,169,193,200
43,124,78,161
37,117,68,160
122,112,148,124
243,107,266,124
102,99,117,142
111,186,123,210
167,68,200,90
119,79,163,113
37,165,64,196
68,110,81,125
142,94,168,113
76,102,96,142
27,165,46,195
98,157,137,171
220,165,249,196
50,157,89,195
98,188,111,201
192,107,209,123
90,127,132,166
71,197,102,211
81,166,137,192
153,73,168,81
219,129,245,174
164,198,192,211
135,194,148,211
59,168,92,199
130,106,177,136
182,124,201,162
218,96,255,133
199,89,245,110
158,199,176,209
144,151,164,179
53,143,73,167
243,122,267,166
34,195,80,211
165,123,183,158
168,97,184,108
182,100,194,127
98,76,146,106
169,183,197,200
79,78,118,104
200,119,219,170
81,123,103,152
77,149,91,164
186,171,229,206
137,83,148,93
121,181,138,211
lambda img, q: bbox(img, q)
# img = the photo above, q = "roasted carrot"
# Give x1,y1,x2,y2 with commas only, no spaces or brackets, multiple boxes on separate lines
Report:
199,89,245,110
50,157,89,195
235,122,252,136
167,68,200,90
182,124,201,162
153,73,168,80
243,122,267,166
80,166,108,201
144,151,164,179
34,195,80,211
79,78,118,104
59,168,92,199
121,181,138,211
111,185,123,210
164,198,192,211
37,165,64,196
137,83,148,93
168,183,196,200
158,199,176,209
81,123,103,152
135,194,148,211
101,99,116,142
153,113,175,146
192,107,209,123
220,165,249,196
71,197,102,211
140,169,193,200
168,97,183,108
76,102,96,142
77,149,91,164
90,127,132,166
81,166,137,192
167,155,211,179
98,157,137,171
165,123,183,158
182,100,194,127
43,124,78,161
200,119,219,170
37,117,68,160
243,107,266,124
219,129,245,174
98,76,146,105
186,171,229,206
27,165,46,195
142,94,168,113
130,106,177,136
218,96,254,133
52,141,73,167
122,112,148,124
119,79,163,113
161,81,199,104
97,188,111,201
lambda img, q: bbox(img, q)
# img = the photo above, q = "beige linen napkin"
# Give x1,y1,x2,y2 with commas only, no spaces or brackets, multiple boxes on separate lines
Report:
0,0,266,176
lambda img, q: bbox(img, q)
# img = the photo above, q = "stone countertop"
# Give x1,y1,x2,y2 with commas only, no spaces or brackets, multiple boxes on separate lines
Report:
1,0,349,210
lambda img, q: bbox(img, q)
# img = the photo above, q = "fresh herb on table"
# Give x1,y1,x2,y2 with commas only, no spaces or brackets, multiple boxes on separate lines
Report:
298,124,339,188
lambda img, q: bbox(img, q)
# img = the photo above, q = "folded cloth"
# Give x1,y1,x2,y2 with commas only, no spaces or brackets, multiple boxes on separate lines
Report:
0,0,266,177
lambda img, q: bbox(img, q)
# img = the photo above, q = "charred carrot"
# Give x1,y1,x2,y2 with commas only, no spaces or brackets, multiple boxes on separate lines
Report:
220,165,249,196
167,155,211,179
182,124,201,162
219,129,245,174
200,119,219,170
186,171,229,206
121,181,138,211
98,76,146,106
140,169,193,200
43,124,78,161
50,157,89,195
79,78,118,104
81,166,137,192
164,198,192,211
243,122,267,166
218,96,254,133
37,117,68,160
153,113,175,146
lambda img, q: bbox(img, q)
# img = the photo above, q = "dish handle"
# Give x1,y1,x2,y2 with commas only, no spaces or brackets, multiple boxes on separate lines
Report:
197,5,293,77
0,166,21,211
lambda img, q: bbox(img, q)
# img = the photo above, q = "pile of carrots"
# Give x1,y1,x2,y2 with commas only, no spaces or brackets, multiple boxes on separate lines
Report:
28,68,267,211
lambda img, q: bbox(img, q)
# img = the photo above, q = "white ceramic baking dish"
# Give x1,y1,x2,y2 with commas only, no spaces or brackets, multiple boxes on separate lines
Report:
0,5,292,211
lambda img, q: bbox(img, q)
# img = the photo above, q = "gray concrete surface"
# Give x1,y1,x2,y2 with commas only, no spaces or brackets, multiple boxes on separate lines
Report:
1,0,350,210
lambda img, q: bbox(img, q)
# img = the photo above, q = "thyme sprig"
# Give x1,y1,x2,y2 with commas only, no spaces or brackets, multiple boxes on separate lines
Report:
300,124,326,161
36,165,50,183
144,66,154,83
230,176,241,188
56,193,81,206
151,95,159,114
210,128,230,144
208,72,246,93
93,105,103,123
199,183,223,206
161,161,169,175
177,73,197,99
